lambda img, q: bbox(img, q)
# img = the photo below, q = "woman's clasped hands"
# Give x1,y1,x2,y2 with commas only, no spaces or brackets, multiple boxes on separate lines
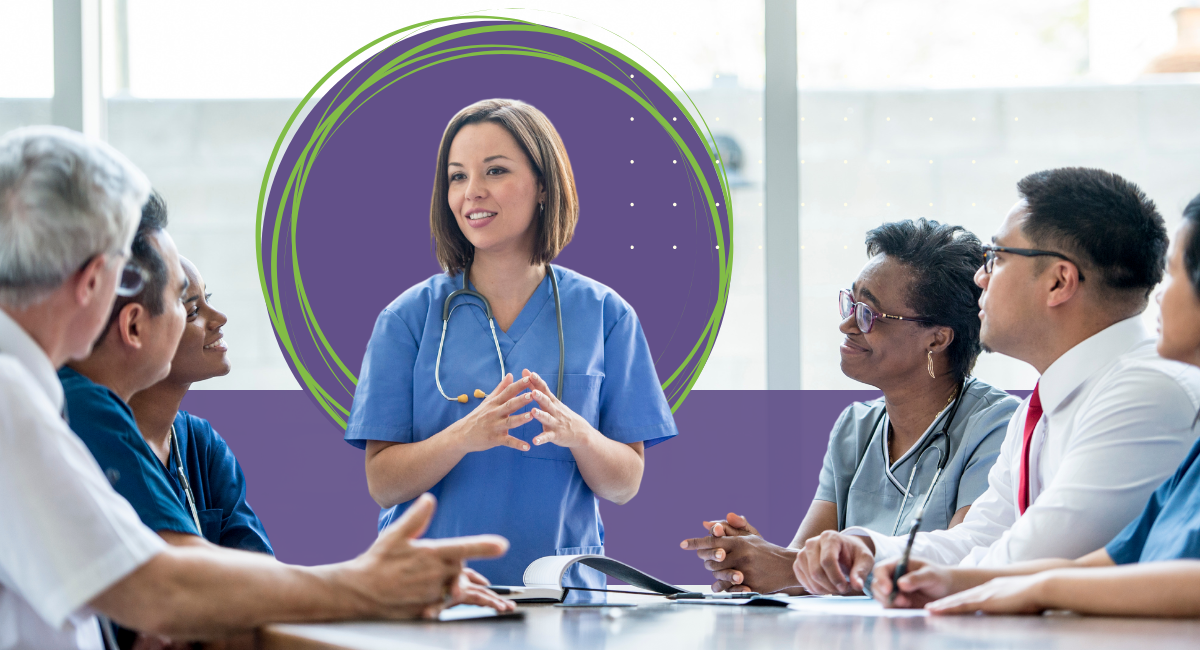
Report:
452,369,593,453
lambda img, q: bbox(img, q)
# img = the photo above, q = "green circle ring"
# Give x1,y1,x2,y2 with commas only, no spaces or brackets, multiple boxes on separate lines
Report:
256,15,733,428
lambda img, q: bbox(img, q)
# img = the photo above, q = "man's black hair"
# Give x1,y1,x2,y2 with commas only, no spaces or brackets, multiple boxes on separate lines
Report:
1017,168,1167,305
103,191,169,337
1181,192,1200,298
865,218,984,381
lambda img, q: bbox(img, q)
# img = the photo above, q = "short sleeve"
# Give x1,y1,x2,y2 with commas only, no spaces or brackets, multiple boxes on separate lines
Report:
596,307,678,448
956,396,1017,510
814,406,857,504
345,305,420,448
66,388,197,536
1106,468,1176,565
0,360,164,627
190,417,273,555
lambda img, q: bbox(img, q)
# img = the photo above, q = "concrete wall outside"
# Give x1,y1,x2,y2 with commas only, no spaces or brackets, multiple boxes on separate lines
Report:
3,81,1197,392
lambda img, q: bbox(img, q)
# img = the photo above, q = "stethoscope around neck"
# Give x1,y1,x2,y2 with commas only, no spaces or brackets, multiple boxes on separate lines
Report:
169,424,202,534
434,261,564,403
865,377,972,536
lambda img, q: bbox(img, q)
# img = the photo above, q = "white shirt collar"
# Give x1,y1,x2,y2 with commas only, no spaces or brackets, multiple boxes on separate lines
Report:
0,308,64,412
1038,315,1152,414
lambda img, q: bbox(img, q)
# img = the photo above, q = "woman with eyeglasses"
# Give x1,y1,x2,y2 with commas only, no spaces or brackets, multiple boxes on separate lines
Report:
681,218,1019,595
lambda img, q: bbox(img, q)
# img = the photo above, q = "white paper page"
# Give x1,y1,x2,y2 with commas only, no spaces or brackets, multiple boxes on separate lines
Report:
787,596,929,617
522,554,603,587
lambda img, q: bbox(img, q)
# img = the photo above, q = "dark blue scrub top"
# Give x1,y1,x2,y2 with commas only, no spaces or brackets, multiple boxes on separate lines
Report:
172,411,272,555
1107,435,1200,564
59,367,272,554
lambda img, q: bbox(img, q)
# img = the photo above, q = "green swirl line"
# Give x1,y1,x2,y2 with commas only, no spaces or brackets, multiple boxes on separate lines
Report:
257,17,733,428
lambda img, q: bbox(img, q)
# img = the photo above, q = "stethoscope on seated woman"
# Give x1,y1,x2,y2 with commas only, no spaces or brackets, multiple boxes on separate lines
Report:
434,261,565,403
169,424,202,533
862,377,972,536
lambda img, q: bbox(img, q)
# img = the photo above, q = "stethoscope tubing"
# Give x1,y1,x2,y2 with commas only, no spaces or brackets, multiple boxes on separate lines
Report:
170,424,202,534
881,377,972,535
436,262,564,401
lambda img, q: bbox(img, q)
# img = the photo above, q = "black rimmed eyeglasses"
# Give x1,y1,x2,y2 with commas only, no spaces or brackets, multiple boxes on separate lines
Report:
838,289,933,334
981,245,1086,281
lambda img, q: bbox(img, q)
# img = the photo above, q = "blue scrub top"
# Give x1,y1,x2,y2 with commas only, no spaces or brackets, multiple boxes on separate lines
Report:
345,265,678,587
60,367,196,537
1107,435,1200,564
59,368,272,554
172,411,273,555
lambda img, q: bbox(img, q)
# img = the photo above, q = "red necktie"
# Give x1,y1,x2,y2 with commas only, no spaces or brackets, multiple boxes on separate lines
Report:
1018,383,1043,515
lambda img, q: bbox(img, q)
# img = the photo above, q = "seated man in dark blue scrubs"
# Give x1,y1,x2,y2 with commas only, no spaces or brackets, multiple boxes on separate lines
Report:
127,254,271,553
62,192,271,554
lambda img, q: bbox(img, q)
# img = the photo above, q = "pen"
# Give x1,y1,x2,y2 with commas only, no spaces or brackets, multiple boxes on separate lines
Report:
887,503,925,607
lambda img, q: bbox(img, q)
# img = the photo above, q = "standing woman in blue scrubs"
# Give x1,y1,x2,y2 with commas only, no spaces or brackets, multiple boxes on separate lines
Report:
345,98,678,587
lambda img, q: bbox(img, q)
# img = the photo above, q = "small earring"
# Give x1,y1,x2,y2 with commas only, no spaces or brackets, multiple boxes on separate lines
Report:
927,351,936,379
539,201,545,213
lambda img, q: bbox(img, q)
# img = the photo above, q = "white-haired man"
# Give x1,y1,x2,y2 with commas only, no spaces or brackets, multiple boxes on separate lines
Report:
0,126,513,650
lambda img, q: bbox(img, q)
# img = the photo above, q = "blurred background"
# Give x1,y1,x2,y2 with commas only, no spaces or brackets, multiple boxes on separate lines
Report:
2,0,1198,393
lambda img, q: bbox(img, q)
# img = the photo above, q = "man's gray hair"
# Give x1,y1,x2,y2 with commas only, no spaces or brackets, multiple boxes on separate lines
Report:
0,126,151,307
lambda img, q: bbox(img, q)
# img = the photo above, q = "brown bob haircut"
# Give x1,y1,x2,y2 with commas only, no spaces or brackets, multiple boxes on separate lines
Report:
429,99,579,274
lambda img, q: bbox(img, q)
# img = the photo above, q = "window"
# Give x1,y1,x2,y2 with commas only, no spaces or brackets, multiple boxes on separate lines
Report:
118,1,766,389
797,0,1196,390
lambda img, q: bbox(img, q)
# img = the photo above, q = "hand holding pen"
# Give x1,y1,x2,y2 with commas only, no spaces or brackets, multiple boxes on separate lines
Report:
864,505,955,609
888,508,924,606
865,508,960,610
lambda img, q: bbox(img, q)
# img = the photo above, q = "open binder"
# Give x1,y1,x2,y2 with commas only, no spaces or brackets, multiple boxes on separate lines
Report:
490,554,688,603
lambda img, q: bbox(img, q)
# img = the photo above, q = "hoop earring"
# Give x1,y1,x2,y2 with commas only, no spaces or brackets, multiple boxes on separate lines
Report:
927,351,936,379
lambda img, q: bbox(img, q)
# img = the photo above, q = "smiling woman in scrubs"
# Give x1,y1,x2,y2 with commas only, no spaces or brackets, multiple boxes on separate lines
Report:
128,256,272,554
345,98,678,588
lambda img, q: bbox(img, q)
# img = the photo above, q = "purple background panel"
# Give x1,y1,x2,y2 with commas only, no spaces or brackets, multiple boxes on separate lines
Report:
182,387,1032,582
180,389,871,583
263,21,730,420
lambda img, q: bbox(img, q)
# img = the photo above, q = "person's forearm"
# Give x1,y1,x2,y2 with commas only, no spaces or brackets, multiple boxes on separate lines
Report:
365,430,468,507
572,432,644,504
1035,561,1200,617
947,548,1113,591
756,546,804,593
788,500,840,550
94,547,394,638
947,559,1078,592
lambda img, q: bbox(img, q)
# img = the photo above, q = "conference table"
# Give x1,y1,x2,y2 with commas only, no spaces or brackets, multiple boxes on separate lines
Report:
255,587,1200,649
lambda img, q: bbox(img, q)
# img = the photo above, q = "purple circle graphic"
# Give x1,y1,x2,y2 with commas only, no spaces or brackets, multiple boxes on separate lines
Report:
258,18,733,430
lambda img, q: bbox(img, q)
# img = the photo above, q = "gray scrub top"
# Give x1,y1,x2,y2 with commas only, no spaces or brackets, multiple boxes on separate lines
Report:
814,378,1019,536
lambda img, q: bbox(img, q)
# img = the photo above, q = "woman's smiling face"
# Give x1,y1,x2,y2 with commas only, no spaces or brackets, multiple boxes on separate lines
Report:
164,257,230,384
446,121,545,259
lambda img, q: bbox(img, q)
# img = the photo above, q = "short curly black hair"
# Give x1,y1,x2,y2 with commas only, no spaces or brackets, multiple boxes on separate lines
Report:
1017,168,1167,305
865,219,984,382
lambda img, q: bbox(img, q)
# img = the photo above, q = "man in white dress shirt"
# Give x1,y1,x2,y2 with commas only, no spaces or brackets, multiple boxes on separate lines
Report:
0,126,512,650
792,167,1200,595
